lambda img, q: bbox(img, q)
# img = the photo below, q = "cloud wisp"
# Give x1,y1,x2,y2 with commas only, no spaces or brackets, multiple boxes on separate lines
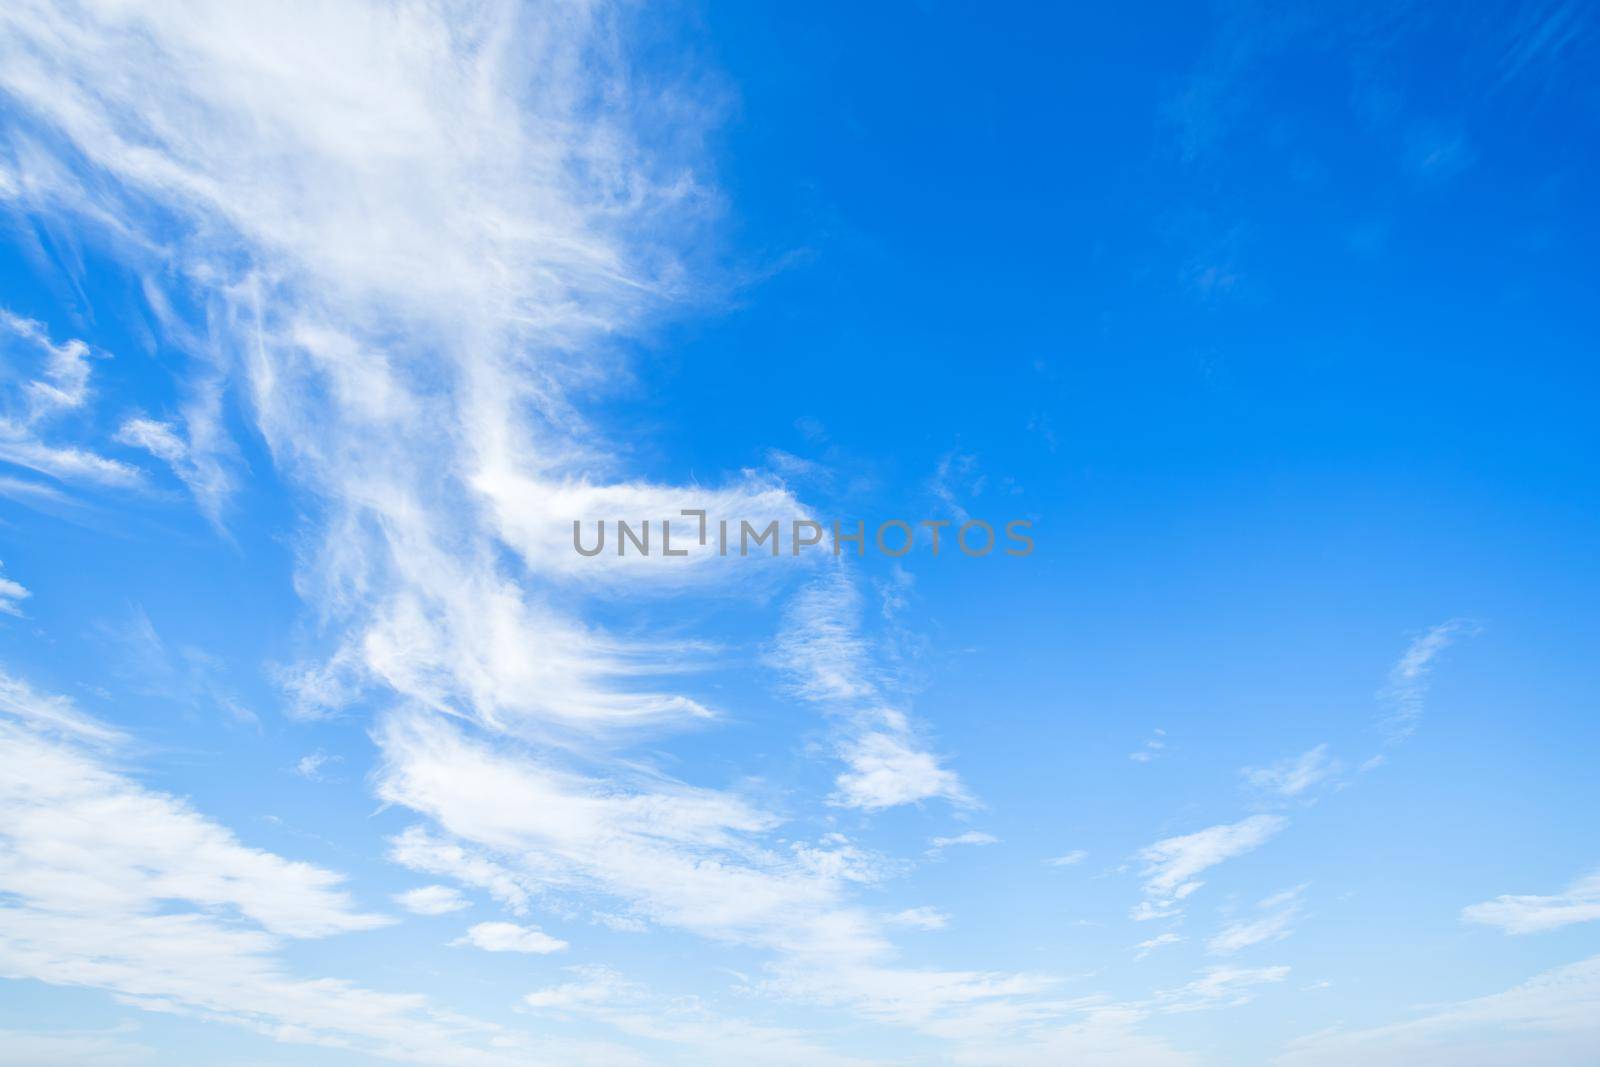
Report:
1379,620,1475,742
1208,886,1306,955
771,568,969,811
1462,868,1600,935
0,666,622,1067
1133,815,1288,921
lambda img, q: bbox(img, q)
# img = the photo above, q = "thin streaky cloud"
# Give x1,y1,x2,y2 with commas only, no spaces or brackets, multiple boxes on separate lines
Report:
1462,868,1600,934
1133,815,1288,921
1379,620,1475,742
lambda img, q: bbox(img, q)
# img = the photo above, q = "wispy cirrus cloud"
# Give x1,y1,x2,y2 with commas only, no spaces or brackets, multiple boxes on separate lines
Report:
0,667,614,1066
0,667,123,745
373,709,1099,1049
1158,965,1290,1013
927,830,999,857
1045,849,1088,868
523,964,888,1067
0,1026,153,1067
0,562,29,617
1462,868,1600,934
1243,745,1339,800
1133,815,1288,921
771,569,969,811
114,410,235,525
1278,954,1600,1067
1208,885,1306,955
0,310,141,490
1379,620,1475,742
0,0,737,742
0,4,1287,1064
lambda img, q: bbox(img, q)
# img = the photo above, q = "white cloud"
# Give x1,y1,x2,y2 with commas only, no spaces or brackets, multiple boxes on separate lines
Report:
1135,933,1184,960
0,667,596,1066
454,921,567,955
1159,965,1289,1012
373,710,1086,1046
525,965,632,1012
1278,955,1600,1067
293,749,341,781
387,825,535,916
1243,745,1338,798
947,1007,1201,1067
1129,728,1166,763
115,413,235,523
1134,815,1287,920
0,676,388,940
836,727,968,811
770,571,880,704
0,668,124,745
0,16,994,1058
0,1027,152,1066
524,965,888,1067
1379,620,1474,742
0,4,1203,1062
105,607,257,728
115,417,187,465
394,885,470,917
1045,850,1088,867
374,710,856,952
0,310,141,489
929,831,999,852
1208,885,1305,954
0,563,30,617
887,907,950,931
928,451,982,524
0,0,738,743
1462,869,1600,934
591,911,649,934
773,571,969,811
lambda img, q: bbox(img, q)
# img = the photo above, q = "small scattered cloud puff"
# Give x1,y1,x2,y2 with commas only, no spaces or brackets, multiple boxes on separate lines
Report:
454,921,567,955
0,563,29,617
835,729,968,811
886,906,949,931
1044,850,1087,867
927,831,998,856
1130,728,1166,763
395,885,470,916
293,750,342,781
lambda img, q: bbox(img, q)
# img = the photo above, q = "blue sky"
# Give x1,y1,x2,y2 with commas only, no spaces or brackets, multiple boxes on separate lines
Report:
1,2,1598,1065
